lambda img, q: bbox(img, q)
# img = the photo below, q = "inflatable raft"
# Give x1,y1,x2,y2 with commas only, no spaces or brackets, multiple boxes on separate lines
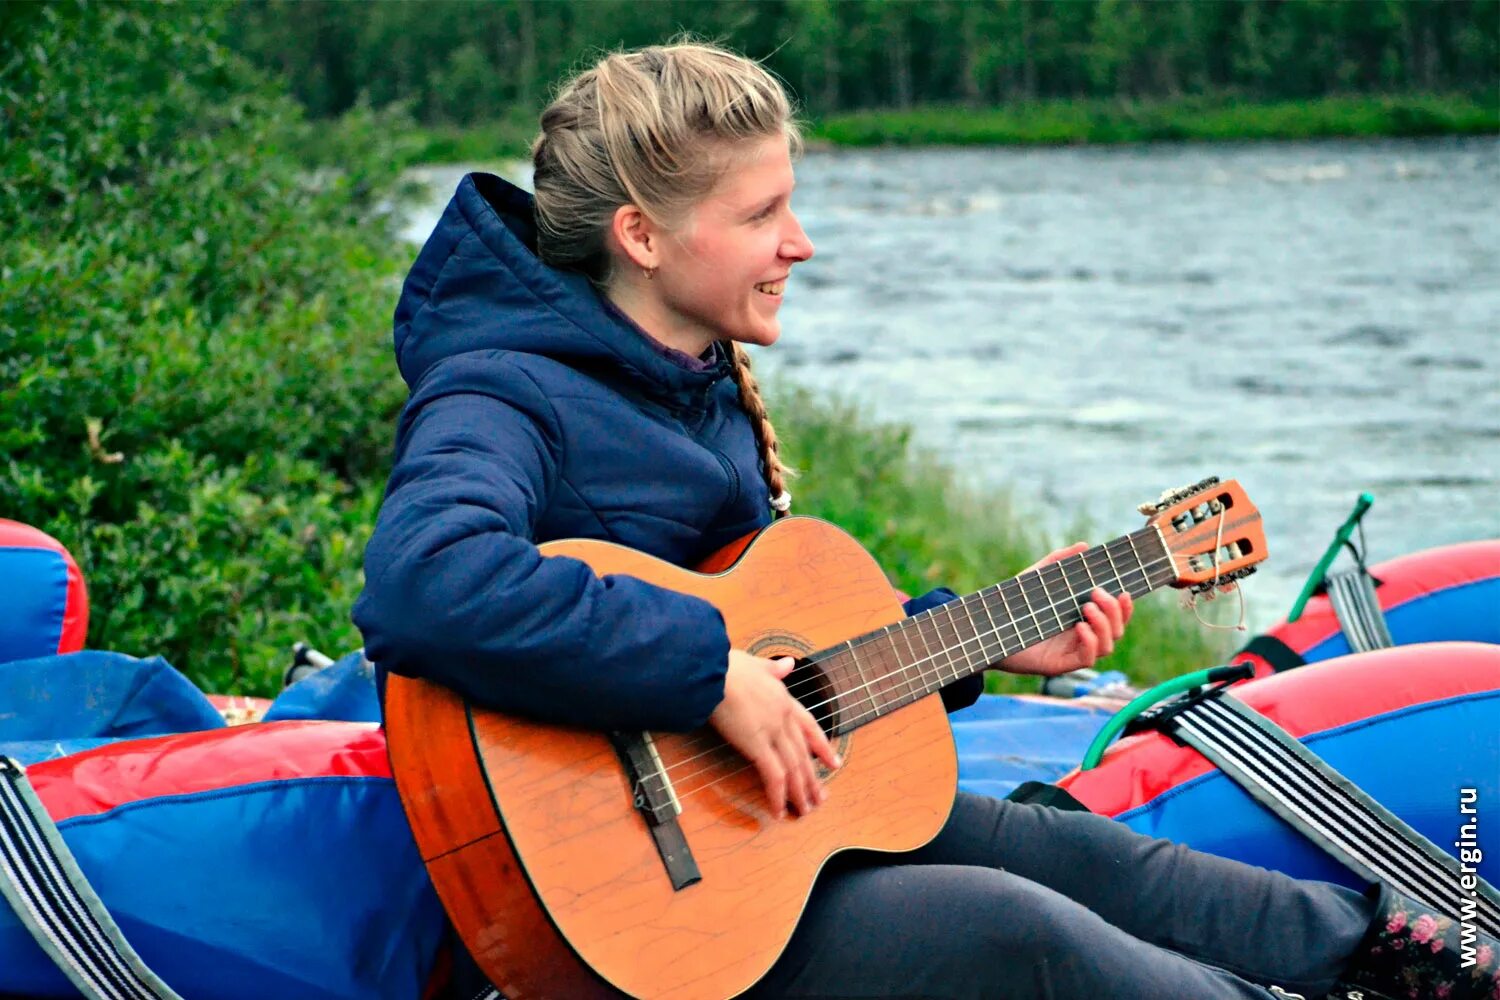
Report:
1057,642,1500,888
1234,539,1500,676
3,521,1496,998
0,651,443,1000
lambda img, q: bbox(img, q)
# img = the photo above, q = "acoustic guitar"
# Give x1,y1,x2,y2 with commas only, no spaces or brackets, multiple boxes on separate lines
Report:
385,476,1266,999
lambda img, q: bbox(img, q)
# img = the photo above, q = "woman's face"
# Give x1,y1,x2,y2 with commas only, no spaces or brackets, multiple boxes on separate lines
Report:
650,135,815,352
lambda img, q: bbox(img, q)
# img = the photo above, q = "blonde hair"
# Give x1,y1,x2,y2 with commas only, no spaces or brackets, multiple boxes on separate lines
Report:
531,40,797,517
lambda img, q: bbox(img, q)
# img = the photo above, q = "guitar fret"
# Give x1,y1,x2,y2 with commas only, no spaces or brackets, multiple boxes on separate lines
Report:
935,601,961,685
1084,546,1110,593
941,600,964,684
1146,530,1173,591
1014,574,1043,644
1040,562,1077,634
915,613,940,694
1080,552,1099,588
1029,566,1058,637
1128,530,1146,593
848,645,881,724
874,625,897,715
994,581,1023,659
975,585,1005,668
874,627,907,714
957,593,991,673
1127,531,1159,597
1004,578,1040,649
1101,540,1125,593
826,648,853,732
1061,555,1094,611
942,600,965,676
1127,533,1150,595
958,597,981,677
894,621,924,709
1026,570,1064,641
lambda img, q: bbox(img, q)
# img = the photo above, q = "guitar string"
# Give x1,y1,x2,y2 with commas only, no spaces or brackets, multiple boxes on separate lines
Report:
657,551,1176,794
660,548,1170,791
656,537,1163,770
654,546,1166,786
651,524,1212,815
538,540,1155,788
625,545,1172,792
520,535,1183,806
795,547,1170,719
552,545,1171,803
669,563,1177,800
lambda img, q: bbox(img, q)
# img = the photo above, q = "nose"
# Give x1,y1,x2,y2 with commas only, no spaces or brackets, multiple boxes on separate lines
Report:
780,211,815,263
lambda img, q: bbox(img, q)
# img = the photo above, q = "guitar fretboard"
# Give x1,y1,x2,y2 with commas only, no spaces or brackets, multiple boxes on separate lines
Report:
810,528,1174,735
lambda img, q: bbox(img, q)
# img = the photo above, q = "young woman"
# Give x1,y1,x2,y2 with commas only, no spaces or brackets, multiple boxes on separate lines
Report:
354,42,1495,1000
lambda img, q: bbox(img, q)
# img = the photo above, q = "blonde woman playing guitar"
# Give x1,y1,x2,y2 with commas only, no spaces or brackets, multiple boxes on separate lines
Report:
355,41,1491,1000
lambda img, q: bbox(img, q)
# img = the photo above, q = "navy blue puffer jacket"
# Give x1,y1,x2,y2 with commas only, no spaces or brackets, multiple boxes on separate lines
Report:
353,173,977,733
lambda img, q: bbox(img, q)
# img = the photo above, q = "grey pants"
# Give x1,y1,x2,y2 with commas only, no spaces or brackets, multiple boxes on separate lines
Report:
746,793,1374,1000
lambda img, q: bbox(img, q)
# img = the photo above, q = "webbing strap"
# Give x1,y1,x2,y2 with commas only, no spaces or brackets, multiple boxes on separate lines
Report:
0,756,184,1000
1235,633,1307,673
1157,693,1500,938
1325,568,1394,653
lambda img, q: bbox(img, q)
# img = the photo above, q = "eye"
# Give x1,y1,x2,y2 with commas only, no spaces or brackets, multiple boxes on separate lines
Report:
751,204,776,222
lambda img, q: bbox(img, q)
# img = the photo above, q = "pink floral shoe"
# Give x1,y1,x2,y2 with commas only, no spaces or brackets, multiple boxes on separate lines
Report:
1330,887,1499,1000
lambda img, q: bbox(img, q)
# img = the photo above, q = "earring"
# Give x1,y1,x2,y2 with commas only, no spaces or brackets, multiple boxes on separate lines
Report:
642,266,657,281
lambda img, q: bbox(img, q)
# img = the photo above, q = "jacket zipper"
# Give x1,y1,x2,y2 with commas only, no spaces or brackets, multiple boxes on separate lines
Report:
714,448,742,509
684,379,743,511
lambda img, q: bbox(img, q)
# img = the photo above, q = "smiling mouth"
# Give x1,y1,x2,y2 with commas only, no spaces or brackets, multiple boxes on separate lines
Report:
754,280,785,295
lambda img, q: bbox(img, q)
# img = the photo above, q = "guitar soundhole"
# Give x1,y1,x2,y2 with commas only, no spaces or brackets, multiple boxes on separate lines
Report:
785,660,839,741
748,633,847,763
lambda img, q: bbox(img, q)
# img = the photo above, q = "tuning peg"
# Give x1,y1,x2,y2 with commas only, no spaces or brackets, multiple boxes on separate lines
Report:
1139,476,1222,515
1188,564,1257,595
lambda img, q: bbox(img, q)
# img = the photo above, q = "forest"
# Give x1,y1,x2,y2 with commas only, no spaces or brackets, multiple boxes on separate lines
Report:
229,0,1499,127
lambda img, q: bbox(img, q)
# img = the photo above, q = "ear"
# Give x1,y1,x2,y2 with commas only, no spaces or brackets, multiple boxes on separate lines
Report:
609,203,662,271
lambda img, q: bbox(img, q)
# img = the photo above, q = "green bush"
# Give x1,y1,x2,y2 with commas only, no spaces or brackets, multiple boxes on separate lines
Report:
1,2,409,693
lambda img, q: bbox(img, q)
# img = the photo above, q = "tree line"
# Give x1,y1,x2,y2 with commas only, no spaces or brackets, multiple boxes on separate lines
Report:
228,0,1499,125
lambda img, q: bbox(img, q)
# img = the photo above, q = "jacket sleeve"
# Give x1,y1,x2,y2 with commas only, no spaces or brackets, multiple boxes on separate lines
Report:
902,587,985,713
352,355,729,733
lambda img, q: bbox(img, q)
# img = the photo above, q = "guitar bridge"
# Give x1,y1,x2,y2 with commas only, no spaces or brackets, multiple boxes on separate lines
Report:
610,731,701,891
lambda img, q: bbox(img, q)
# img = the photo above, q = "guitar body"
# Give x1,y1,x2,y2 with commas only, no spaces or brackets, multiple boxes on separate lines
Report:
386,516,960,1000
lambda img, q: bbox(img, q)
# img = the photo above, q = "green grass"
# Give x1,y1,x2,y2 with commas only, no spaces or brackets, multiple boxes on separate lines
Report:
401,106,538,166
771,385,1238,695
810,94,1498,147
396,94,1497,169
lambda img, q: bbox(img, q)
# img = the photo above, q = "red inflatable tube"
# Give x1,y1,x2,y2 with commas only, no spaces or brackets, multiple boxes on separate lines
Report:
0,518,89,659
1060,641,1500,818
1234,540,1500,677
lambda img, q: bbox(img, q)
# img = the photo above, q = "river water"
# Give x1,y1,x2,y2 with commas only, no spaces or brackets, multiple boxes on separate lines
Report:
399,137,1499,627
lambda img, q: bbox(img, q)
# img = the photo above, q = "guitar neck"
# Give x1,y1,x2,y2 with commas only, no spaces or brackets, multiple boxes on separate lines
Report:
816,527,1175,735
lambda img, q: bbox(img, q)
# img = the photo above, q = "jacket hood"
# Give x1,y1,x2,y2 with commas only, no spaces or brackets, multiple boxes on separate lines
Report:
392,172,731,404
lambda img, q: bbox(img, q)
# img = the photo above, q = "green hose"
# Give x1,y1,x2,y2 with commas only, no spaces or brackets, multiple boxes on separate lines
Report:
1286,492,1375,624
1079,664,1254,770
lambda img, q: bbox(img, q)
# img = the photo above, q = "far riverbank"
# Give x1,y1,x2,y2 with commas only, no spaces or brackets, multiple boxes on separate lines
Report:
401,94,1497,164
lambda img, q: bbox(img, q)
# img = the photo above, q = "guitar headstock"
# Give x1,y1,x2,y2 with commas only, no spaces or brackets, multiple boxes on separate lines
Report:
1140,477,1267,593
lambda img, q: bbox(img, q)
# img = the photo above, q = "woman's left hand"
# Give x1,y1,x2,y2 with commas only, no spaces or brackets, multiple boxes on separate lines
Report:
997,542,1134,677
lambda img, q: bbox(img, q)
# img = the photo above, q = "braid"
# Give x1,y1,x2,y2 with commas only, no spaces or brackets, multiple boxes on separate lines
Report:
727,342,794,518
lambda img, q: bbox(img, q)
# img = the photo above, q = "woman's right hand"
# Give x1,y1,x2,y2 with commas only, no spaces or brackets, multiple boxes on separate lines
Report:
709,650,841,820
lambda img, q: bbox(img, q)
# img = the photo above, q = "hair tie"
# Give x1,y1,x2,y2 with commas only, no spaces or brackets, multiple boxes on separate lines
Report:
769,490,792,513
